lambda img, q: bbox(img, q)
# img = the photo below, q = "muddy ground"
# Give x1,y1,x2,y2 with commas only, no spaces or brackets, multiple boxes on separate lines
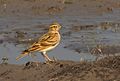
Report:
0,55,120,81
0,0,120,81
0,0,120,17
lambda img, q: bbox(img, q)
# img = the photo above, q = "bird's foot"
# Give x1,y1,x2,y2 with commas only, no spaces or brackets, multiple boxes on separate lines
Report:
44,60,55,64
44,56,58,65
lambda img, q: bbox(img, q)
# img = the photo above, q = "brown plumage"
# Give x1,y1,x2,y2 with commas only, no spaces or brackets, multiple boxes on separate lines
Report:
16,22,61,62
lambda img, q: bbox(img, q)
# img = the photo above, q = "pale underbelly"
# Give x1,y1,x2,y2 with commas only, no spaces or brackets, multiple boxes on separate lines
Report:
40,43,59,52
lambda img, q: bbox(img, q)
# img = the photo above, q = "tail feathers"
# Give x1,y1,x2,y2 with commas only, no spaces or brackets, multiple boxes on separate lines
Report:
16,45,40,60
16,50,30,60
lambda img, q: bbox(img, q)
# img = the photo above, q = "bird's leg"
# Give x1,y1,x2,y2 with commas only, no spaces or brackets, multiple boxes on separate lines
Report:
41,52,53,62
41,53,48,62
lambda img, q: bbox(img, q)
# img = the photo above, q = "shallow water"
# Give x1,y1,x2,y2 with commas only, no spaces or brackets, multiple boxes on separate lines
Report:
0,42,96,64
0,15,120,64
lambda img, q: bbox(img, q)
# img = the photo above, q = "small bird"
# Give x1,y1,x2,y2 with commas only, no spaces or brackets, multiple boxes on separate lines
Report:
16,22,61,62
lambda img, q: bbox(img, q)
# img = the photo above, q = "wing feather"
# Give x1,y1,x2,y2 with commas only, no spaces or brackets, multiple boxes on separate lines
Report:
28,32,60,51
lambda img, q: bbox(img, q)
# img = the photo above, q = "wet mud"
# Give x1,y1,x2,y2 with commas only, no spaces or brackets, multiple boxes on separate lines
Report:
0,55,120,81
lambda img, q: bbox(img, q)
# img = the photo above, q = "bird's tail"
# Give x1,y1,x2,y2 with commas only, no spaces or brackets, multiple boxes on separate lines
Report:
16,50,30,61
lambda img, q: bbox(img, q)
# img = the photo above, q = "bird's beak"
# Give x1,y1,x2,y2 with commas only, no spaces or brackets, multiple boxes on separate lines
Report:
59,25,61,29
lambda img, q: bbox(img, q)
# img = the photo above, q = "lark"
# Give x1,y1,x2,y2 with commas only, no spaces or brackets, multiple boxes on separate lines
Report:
16,22,61,62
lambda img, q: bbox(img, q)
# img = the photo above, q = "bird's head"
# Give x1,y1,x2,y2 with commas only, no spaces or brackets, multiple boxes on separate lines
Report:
49,22,61,31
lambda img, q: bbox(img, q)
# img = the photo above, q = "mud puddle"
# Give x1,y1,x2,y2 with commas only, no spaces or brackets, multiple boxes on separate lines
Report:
0,16,120,64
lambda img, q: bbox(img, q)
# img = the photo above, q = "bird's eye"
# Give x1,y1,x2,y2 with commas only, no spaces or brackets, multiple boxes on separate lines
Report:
54,26,57,28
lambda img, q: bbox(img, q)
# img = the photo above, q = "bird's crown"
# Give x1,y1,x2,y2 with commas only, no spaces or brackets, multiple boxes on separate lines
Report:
49,22,61,31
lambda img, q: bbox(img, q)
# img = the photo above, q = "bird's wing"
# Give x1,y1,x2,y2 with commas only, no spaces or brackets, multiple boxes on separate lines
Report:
29,33,50,47
38,32,59,46
16,32,60,60
29,32,59,50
